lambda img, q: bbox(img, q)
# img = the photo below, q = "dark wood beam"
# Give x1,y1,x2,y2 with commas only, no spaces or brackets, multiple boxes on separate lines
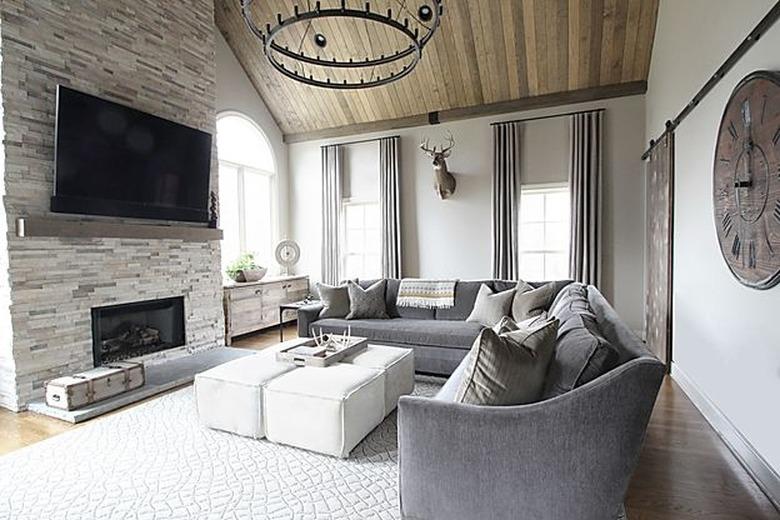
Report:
283,81,647,144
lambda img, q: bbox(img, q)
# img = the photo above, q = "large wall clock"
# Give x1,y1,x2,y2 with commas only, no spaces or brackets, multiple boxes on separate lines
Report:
713,70,780,289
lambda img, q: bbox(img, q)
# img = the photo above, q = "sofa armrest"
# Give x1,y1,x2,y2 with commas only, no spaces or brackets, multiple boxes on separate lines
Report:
296,303,323,338
398,358,664,520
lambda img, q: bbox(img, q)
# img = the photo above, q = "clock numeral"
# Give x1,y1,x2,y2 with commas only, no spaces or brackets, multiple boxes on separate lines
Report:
722,212,733,237
748,240,757,269
773,127,780,146
731,234,741,259
718,157,730,164
728,121,739,141
774,200,780,224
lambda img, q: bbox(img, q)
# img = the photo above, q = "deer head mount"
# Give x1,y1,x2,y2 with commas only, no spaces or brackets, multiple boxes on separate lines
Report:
420,133,456,200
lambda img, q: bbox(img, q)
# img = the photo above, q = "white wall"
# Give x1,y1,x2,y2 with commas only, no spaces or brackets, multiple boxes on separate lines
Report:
645,0,780,488
215,30,289,240
289,95,647,331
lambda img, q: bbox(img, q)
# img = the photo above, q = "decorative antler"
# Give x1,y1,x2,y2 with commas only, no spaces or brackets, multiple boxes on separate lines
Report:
439,132,455,157
420,138,437,156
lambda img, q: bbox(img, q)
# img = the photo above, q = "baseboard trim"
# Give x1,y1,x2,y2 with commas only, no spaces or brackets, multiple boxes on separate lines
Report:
671,363,780,512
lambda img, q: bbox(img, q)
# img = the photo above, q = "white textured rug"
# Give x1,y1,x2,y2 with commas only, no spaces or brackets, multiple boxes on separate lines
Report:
0,377,443,520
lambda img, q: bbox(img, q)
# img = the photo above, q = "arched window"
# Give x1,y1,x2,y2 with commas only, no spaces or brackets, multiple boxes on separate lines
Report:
217,113,277,276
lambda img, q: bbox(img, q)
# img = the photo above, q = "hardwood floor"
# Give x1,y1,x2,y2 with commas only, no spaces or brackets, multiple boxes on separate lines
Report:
1,324,777,518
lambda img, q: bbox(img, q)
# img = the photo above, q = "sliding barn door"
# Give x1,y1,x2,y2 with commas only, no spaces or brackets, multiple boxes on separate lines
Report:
645,132,674,371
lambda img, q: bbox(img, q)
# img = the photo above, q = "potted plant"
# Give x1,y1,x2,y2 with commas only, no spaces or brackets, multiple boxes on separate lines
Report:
226,253,267,283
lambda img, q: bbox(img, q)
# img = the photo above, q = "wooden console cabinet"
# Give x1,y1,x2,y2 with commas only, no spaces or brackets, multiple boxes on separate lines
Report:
223,275,309,345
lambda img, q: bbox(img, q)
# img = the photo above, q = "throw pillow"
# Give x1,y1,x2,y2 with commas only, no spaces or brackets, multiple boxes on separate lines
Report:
512,281,560,322
492,313,548,335
454,318,560,406
542,313,619,399
316,282,350,319
346,279,389,320
465,284,515,327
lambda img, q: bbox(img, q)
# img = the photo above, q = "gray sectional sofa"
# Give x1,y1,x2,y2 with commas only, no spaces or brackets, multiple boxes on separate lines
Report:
297,278,567,375
300,279,664,519
398,284,665,520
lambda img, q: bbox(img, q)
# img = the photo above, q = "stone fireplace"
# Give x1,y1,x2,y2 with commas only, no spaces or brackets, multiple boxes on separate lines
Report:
92,297,186,366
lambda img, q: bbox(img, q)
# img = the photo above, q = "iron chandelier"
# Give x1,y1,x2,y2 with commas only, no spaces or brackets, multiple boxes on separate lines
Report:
240,0,444,90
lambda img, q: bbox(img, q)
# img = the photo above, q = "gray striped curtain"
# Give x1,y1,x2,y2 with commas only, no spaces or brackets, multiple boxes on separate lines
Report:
321,145,343,285
379,136,402,278
492,122,521,280
569,111,603,286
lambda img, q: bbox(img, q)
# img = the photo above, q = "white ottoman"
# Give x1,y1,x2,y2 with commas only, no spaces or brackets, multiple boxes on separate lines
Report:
195,354,295,439
264,364,385,458
342,345,414,415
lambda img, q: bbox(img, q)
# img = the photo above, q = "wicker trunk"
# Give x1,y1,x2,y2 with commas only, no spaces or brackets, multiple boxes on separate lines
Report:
45,362,145,410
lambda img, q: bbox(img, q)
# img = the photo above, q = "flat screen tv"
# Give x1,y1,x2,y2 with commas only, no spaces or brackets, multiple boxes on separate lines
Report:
52,86,212,223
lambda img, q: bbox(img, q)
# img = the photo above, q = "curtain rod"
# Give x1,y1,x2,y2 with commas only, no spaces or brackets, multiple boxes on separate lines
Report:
490,108,605,127
641,1,780,161
320,135,400,148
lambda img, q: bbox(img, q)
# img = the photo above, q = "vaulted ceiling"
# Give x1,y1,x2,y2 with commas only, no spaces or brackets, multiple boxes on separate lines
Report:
215,0,658,142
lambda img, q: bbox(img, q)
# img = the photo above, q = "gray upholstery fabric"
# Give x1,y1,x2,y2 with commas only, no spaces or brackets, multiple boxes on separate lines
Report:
379,136,402,278
398,286,665,520
321,145,343,285
313,318,482,350
465,284,515,327
570,111,603,287
542,313,619,398
315,283,350,318
454,319,559,405
434,280,487,321
492,122,521,279
297,302,324,338
346,280,389,320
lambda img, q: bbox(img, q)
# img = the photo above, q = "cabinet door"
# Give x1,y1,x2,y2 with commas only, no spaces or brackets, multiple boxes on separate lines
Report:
228,286,265,336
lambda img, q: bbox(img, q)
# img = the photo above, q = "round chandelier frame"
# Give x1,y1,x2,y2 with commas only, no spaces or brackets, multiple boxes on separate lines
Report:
240,0,444,90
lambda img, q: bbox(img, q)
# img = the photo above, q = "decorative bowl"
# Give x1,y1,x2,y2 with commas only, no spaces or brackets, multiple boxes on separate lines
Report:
236,267,267,283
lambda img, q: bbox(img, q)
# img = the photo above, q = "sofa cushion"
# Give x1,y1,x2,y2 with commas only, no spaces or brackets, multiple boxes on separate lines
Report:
316,282,350,319
549,282,595,324
542,313,619,398
466,284,515,327
454,318,559,406
346,280,389,320
434,280,486,321
313,318,483,350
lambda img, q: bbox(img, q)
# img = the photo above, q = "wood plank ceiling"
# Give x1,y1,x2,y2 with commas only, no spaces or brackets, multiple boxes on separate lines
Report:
215,0,659,142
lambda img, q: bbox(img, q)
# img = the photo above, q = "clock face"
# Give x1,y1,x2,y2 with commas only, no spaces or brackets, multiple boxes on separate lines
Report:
713,71,780,289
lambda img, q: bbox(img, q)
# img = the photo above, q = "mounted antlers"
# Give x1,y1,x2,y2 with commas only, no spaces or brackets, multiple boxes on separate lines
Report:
420,132,456,200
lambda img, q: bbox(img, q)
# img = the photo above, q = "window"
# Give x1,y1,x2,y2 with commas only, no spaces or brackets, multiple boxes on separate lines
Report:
216,113,277,276
342,200,381,280
518,183,570,281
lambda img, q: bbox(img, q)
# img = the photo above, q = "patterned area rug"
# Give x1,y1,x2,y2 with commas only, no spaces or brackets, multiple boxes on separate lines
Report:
0,376,444,520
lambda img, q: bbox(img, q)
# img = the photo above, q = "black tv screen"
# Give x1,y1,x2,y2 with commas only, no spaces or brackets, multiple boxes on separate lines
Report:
52,86,212,223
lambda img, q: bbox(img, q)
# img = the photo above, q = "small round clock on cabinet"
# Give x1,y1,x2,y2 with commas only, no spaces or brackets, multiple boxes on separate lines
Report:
275,239,300,275
713,70,780,289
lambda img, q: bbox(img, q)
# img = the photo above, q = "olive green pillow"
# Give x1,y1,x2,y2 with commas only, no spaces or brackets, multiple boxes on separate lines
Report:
455,317,560,406
512,281,558,321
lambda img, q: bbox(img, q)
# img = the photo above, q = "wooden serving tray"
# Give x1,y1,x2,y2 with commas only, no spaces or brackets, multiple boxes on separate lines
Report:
277,336,368,367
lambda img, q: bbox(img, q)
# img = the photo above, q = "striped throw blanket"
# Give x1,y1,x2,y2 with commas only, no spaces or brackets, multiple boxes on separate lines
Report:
396,278,457,309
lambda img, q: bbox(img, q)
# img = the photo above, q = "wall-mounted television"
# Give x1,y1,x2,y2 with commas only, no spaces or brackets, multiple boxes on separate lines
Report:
52,86,212,223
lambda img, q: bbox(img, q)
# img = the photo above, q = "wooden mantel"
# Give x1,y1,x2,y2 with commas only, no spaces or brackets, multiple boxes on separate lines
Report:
15,217,223,241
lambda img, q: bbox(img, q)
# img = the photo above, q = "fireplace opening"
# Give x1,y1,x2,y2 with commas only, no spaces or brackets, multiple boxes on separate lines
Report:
91,296,185,366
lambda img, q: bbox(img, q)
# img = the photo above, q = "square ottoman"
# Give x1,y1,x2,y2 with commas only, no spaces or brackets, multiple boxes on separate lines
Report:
195,353,295,439
264,364,385,458
342,345,414,416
